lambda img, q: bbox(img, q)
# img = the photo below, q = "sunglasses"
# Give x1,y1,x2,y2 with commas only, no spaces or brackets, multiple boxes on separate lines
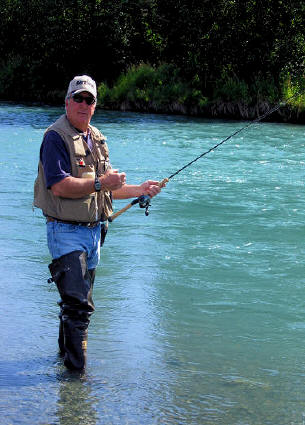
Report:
72,94,96,105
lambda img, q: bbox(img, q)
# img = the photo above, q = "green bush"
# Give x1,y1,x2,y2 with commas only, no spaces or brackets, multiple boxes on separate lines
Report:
97,63,305,117
97,63,208,111
111,64,156,103
97,82,112,106
250,76,279,103
213,68,250,103
281,73,305,110
213,69,282,106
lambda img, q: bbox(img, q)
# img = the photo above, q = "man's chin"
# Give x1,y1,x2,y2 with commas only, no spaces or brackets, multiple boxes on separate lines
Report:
78,113,89,119
76,116,89,126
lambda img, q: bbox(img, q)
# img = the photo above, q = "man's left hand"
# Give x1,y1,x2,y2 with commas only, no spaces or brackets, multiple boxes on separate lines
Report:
140,180,163,198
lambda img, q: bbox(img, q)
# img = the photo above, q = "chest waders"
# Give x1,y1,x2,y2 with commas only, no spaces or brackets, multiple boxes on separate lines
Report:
48,251,95,370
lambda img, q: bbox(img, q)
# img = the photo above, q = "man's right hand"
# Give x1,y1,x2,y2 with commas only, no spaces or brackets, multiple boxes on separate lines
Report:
100,169,126,191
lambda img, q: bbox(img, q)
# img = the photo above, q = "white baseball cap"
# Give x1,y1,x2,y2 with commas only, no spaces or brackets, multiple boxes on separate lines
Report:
66,75,97,98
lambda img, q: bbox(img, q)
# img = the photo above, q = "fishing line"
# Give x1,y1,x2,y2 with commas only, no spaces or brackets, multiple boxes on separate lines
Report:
109,89,305,222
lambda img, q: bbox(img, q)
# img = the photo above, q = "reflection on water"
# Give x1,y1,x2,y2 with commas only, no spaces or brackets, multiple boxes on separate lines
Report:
56,372,98,425
1,104,305,424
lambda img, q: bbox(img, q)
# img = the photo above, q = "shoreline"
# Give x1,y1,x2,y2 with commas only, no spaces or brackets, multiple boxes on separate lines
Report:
103,99,305,124
1,98,305,124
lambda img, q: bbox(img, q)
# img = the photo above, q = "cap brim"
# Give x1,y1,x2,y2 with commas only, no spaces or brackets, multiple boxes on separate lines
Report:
71,89,96,98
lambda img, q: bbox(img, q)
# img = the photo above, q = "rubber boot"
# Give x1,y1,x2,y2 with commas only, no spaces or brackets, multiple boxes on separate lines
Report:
48,250,95,370
57,268,95,357
61,310,89,370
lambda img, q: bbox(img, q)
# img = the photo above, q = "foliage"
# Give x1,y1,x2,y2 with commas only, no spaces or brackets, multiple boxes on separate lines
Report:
213,68,250,103
97,63,208,111
250,76,279,104
281,73,305,111
0,0,305,118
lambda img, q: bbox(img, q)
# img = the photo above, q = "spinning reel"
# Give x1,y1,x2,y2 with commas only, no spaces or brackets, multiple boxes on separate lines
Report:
138,195,151,216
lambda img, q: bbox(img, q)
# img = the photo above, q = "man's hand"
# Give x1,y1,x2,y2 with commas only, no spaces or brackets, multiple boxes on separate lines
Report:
100,169,126,191
139,180,163,198
112,178,166,200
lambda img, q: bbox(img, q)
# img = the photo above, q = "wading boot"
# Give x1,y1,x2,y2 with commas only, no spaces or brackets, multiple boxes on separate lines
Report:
48,250,95,371
61,310,89,370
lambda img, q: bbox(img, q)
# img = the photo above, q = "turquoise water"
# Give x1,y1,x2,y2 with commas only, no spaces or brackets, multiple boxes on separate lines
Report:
1,103,305,424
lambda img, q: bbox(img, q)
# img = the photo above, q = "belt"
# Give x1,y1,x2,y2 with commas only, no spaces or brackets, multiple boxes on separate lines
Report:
46,216,100,228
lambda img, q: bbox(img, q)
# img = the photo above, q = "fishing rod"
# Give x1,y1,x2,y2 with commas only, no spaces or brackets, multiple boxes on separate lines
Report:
108,90,304,222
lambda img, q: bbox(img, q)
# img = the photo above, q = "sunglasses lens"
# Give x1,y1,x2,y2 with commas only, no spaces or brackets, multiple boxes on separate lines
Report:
72,94,82,103
72,94,95,105
85,97,95,105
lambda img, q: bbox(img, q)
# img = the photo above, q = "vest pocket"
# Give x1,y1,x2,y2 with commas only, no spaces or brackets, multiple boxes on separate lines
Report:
57,196,97,222
77,164,95,179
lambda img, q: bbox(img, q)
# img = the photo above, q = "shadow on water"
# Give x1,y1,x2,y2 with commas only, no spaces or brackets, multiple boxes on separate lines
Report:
0,357,58,388
0,356,99,425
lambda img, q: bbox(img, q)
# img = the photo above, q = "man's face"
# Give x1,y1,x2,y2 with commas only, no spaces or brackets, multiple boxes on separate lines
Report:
65,91,96,132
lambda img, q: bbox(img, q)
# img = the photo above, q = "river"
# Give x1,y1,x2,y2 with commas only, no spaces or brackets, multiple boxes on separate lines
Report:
1,103,305,425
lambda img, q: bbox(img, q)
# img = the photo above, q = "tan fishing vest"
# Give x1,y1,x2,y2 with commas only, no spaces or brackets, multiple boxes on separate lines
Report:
34,114,112,222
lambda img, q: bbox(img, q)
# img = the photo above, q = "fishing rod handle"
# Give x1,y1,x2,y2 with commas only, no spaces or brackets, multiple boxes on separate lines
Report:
108,202,133,222
109,179,168,223
159,178,169,188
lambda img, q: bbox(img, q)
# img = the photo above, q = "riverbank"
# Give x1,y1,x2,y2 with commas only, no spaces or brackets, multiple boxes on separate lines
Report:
2,67,305,125
95,64,305,124
2,97,303,124
98,99,305,124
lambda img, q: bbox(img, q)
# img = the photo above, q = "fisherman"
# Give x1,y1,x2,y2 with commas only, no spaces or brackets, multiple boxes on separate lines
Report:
34,75,162,371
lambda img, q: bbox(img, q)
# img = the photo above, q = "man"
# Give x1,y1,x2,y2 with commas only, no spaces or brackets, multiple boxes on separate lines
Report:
34,75,162,371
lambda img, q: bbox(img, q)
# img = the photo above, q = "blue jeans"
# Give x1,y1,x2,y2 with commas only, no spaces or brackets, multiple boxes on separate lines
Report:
47,221,102,270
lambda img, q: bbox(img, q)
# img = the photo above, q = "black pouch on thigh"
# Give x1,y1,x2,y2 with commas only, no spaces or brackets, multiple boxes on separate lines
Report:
100,222,108,247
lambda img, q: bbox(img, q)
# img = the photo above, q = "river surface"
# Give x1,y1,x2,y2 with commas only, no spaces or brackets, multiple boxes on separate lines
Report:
1,103,305,425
